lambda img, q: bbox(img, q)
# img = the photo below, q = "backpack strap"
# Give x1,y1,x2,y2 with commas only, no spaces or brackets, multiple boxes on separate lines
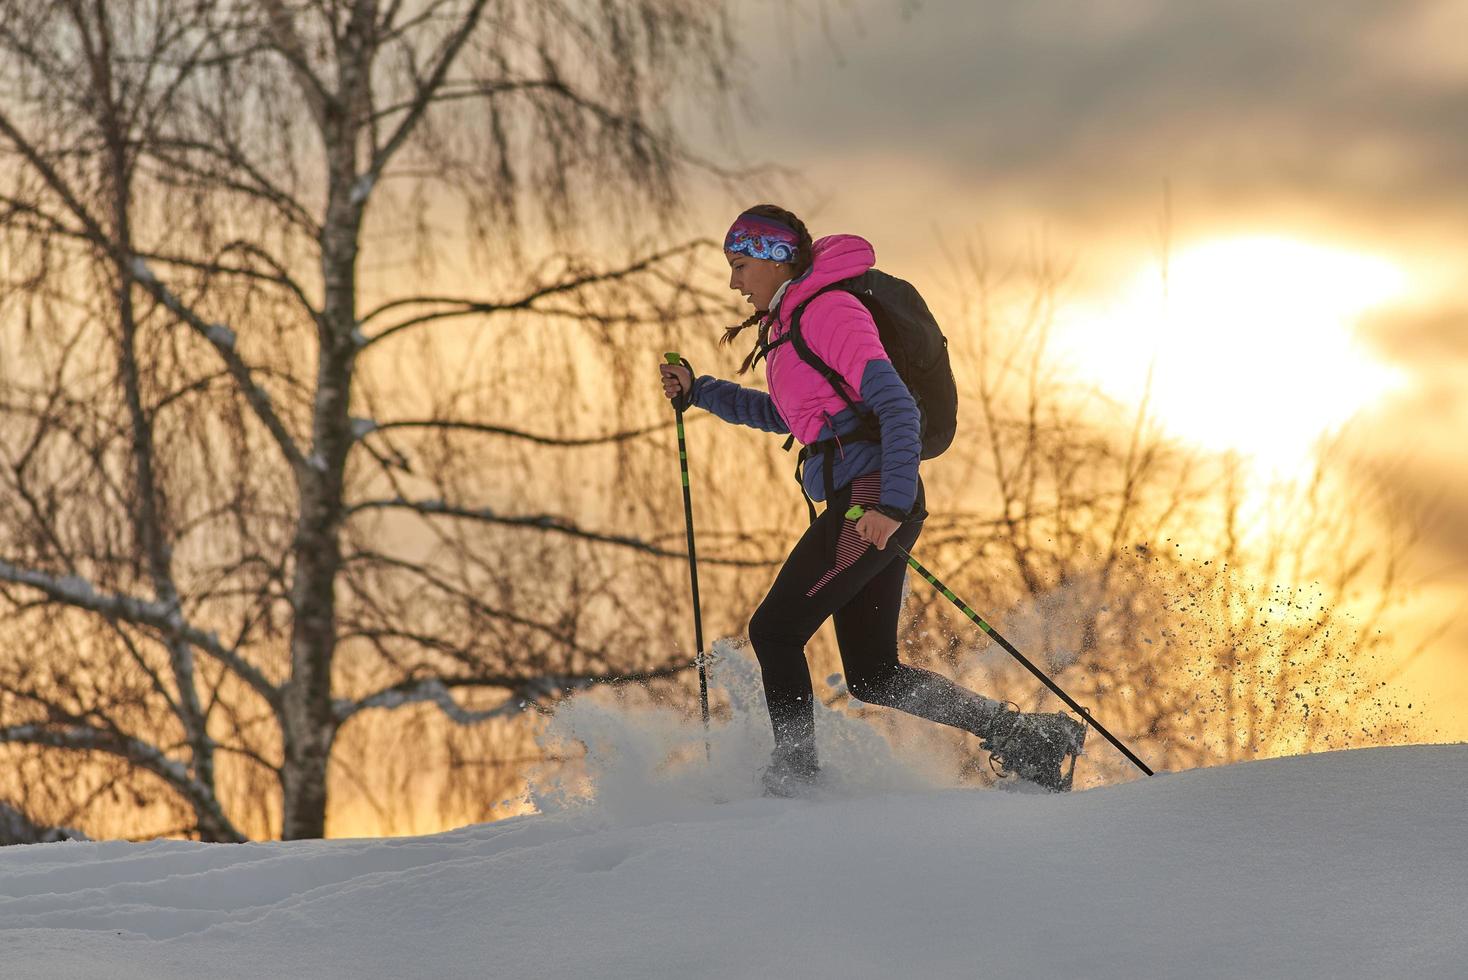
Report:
791,450,819,526
782,284,885,523
788,285,866,420
752,331,790,369
788,286,883,444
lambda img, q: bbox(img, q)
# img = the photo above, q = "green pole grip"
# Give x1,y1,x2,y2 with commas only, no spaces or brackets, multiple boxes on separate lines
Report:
846,504,866,521
665,352,693,418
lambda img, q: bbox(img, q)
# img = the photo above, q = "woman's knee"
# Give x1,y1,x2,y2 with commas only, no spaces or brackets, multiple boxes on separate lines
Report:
845,664,901,705
747,601,784,655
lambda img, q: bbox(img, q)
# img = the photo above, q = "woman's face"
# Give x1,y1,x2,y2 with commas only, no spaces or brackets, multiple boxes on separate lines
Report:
726,251,793,314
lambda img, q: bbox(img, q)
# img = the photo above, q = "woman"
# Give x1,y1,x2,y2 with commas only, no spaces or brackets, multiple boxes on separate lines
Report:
659,205,1085,795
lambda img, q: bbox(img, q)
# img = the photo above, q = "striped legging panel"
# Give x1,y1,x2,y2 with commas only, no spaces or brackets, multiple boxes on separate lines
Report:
805,473,883,597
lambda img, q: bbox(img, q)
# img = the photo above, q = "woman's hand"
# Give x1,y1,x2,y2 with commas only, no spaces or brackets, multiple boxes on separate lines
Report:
855,510,901,550
659,362,693,403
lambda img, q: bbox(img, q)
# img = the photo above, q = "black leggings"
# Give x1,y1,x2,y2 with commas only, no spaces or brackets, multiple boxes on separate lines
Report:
748,473,1003,756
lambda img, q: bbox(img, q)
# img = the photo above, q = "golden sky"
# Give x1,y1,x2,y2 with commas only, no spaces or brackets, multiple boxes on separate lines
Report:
687,0,1467,735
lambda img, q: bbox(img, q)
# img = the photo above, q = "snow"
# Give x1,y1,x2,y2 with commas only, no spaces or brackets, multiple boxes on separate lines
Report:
350,174,376,206
2,644,1464,979
55,574,96,601
128,257,156,284
204,323,236,349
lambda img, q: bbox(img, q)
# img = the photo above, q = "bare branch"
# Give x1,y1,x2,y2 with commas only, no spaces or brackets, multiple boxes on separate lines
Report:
140,240,319,319
364,416,685,448
255,0,332,129
143,138,322,237
0,111,308,475
344,551,611,660
358,240,716,345
335,664,691,726
345,498,781,567
368,0,494,179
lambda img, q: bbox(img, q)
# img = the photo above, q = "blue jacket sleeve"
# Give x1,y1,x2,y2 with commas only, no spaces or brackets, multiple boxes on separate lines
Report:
859,359,921,513
689,375,790,434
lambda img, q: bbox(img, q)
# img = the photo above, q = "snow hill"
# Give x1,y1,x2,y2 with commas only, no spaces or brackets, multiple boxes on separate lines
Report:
2,651,1464,979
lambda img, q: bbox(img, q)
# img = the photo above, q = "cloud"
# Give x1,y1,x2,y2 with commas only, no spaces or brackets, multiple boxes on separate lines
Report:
1358,305,1468,449
1344,303,1468,588
1362,306,1468,367
736,0,1468,235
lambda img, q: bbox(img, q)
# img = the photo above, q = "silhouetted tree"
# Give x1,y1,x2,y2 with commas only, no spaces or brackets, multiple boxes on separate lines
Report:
0,0,762,840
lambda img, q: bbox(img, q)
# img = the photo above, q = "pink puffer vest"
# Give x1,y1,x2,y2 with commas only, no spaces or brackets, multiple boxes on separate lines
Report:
762,234,889,445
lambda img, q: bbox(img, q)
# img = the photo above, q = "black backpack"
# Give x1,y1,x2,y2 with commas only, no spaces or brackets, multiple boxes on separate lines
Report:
785,269,958,460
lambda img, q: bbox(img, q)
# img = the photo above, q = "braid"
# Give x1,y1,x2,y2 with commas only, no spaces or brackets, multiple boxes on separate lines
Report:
721,203,814,375
721,311,764,374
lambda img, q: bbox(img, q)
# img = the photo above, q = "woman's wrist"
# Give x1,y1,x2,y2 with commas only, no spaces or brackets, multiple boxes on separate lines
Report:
670,362,698,411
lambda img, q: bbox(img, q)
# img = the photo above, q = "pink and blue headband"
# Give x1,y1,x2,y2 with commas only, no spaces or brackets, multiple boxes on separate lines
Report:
724,211,800,263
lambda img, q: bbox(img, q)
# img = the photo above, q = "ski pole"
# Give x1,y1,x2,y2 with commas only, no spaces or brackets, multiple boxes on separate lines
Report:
666,352,711,753
847,505,1153,777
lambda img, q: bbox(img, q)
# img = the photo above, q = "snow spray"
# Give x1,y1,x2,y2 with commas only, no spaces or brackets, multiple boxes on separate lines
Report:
528,639,948,821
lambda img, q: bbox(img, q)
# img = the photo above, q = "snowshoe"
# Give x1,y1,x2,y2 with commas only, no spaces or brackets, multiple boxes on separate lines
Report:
760,742,821,798
980,707,1087,792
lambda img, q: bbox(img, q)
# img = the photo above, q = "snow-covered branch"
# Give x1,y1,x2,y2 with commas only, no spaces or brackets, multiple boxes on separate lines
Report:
128,257,308,475
0,723,245,842
335,677,539,726
0,560,280,707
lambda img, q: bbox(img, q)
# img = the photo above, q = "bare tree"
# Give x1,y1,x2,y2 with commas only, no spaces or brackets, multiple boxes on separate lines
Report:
0,0,762,840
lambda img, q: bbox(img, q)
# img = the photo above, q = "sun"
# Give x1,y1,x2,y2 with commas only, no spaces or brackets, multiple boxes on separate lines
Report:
1057,235,1410,477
